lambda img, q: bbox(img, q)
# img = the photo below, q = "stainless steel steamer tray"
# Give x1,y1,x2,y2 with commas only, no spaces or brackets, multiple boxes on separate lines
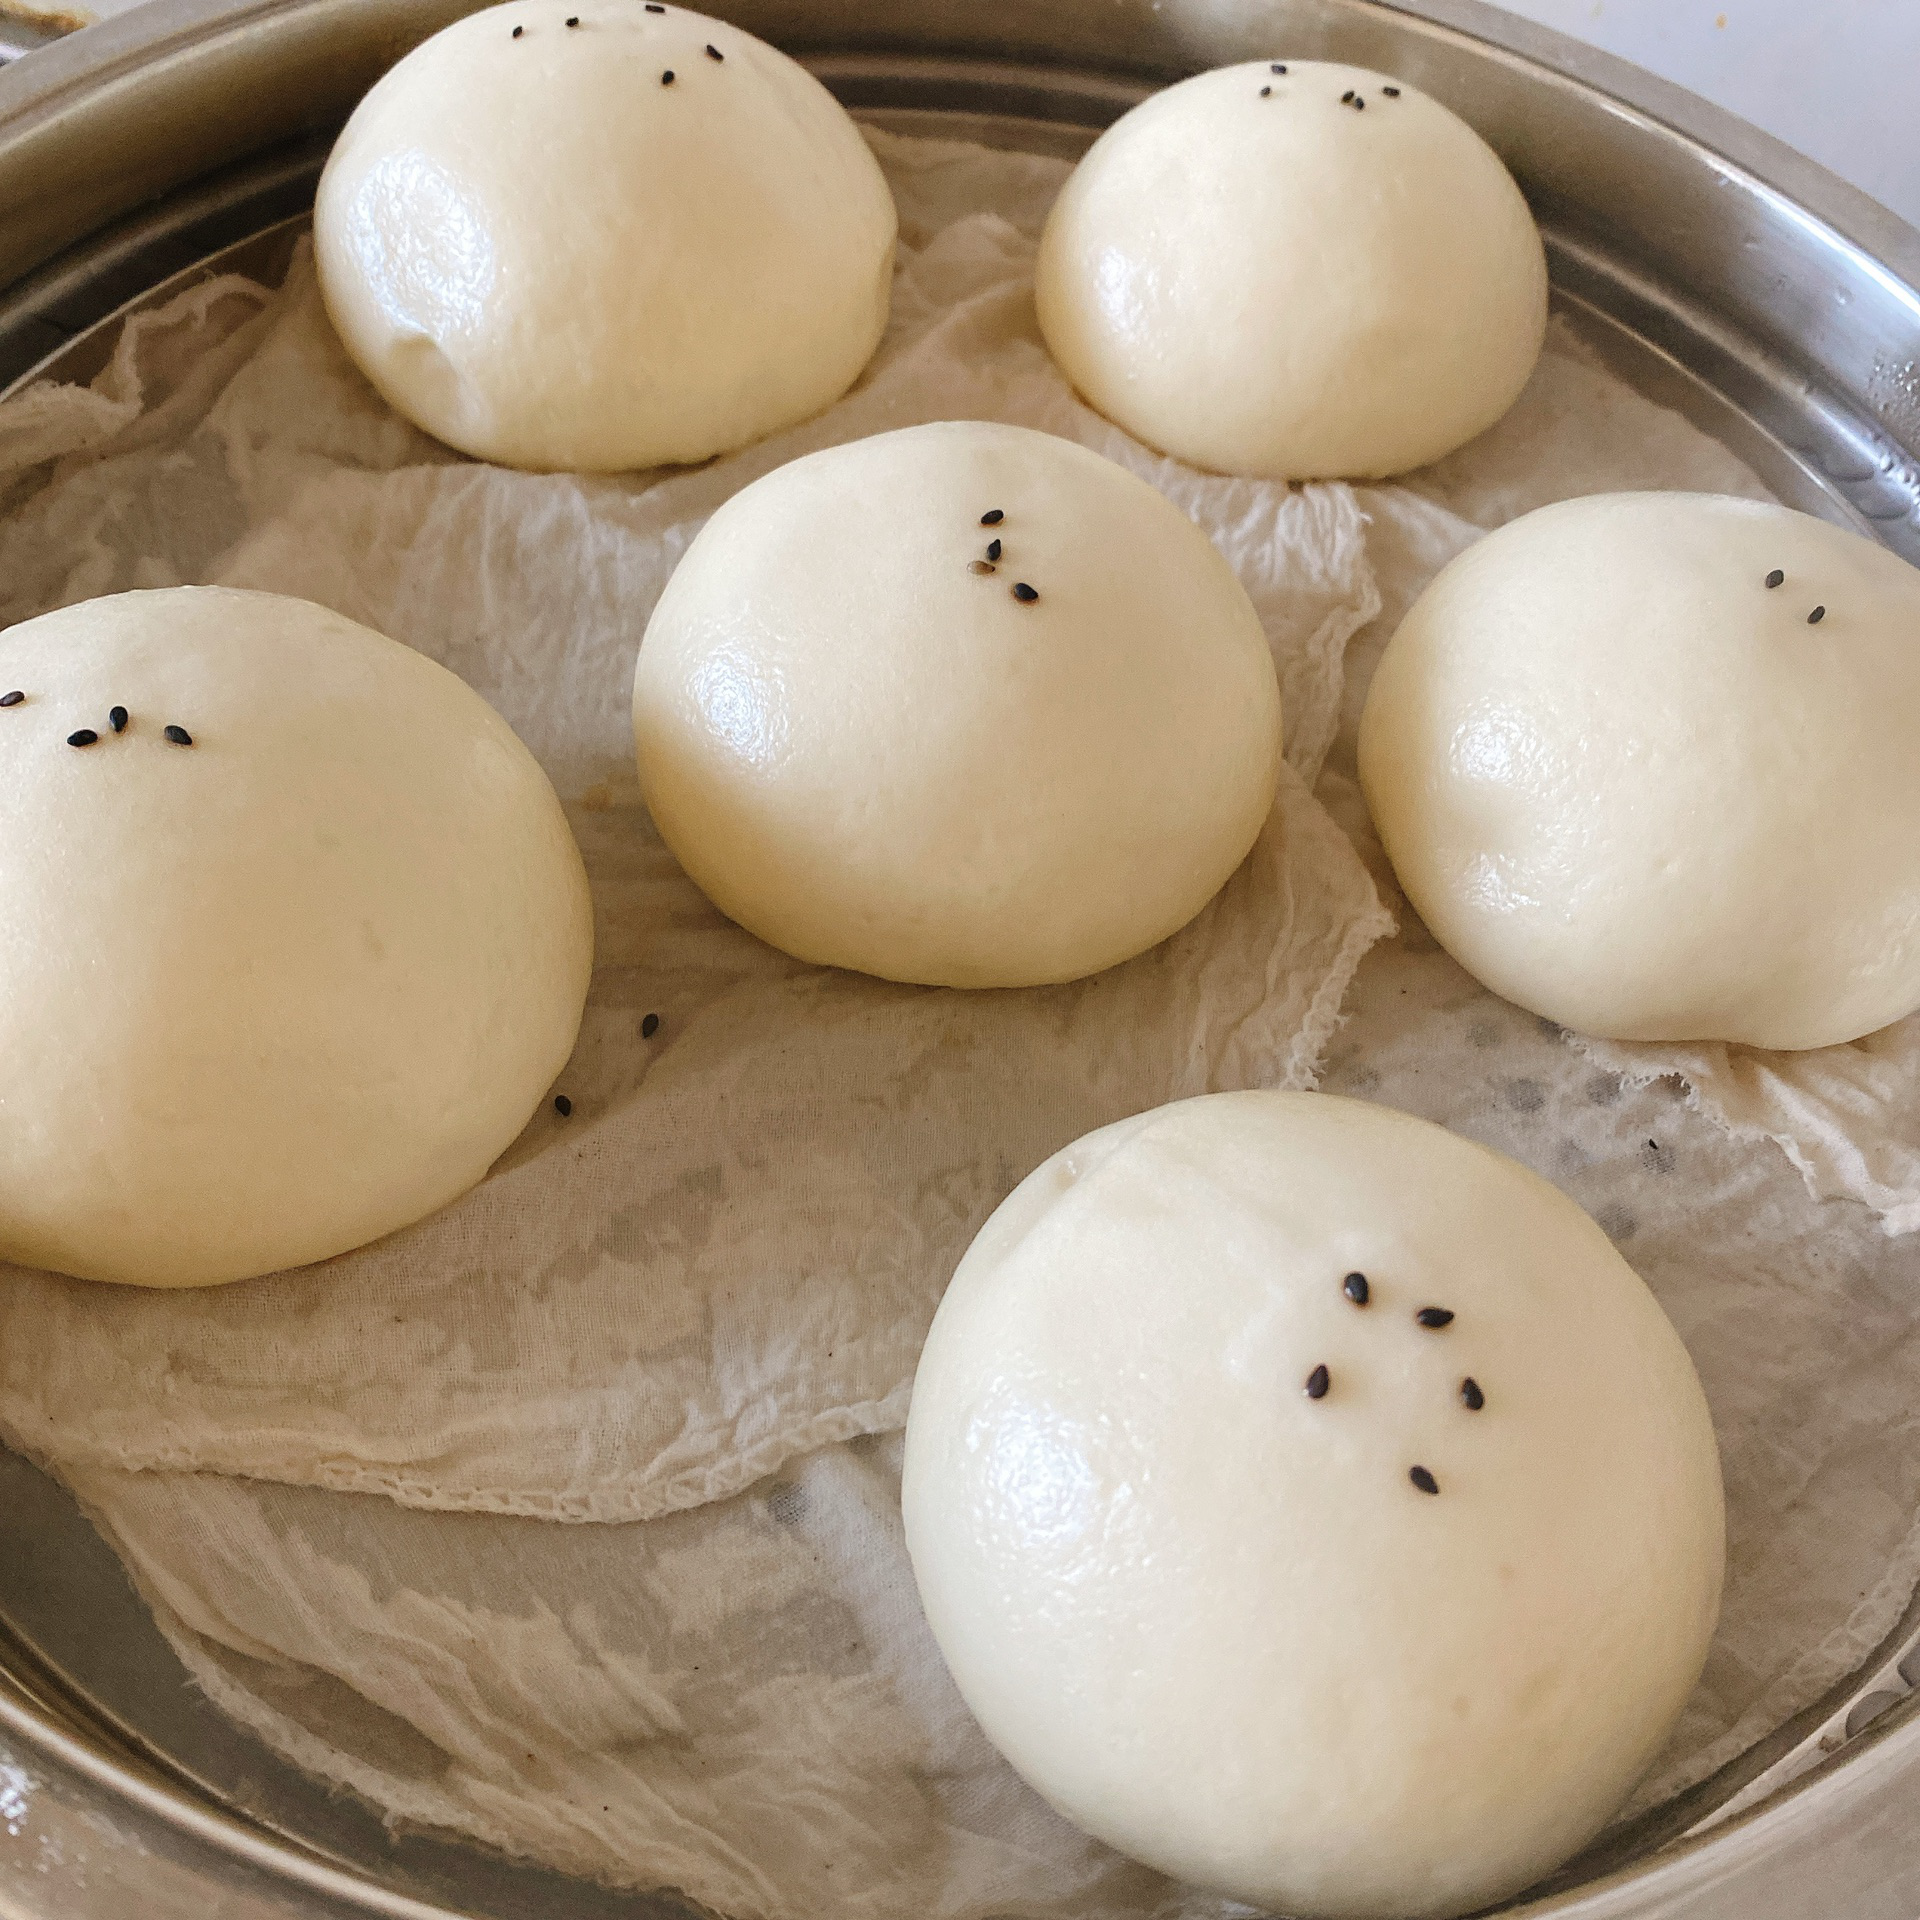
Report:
2,3,1919,1916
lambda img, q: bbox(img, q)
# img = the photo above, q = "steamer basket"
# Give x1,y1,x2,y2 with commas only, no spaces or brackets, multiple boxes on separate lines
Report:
2,3,1919,1915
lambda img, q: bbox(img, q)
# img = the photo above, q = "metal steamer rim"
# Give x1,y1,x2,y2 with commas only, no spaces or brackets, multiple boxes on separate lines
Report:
2,1,1920,1916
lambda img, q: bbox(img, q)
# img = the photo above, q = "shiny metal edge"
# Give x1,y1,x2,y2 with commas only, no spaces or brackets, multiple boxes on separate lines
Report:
0,134,320,380
0,74,1893,551
5,0,1919,282
3,4,1920,1918
0,1664,483,1920
2,0,1916,544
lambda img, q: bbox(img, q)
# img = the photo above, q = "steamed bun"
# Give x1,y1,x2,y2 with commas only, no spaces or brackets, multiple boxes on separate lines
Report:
1360,492,1920,1048
315,0,895,471
633,421,1282,987
904,1090,1724,1919
0,588,591,1287
1035,61,1546,479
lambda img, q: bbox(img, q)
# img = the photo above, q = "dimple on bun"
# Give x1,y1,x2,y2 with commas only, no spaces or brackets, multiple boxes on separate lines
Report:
315,0,896,472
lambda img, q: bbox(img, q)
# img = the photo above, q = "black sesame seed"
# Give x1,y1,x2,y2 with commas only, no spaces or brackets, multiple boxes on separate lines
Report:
108,706,128,733
1409,1465,1440,1495
67,729,97,747
1342,1270,1369,1305
980,508,1004,526
641,1012,661,1038
1808,605,1826,624
512,22,523,35
1765,568,1784,588
1353,95,1365,108
163,724,193,746
1271,61,1286,73
1461,1377,1485,1410
1305,1363,1331,1399
969,560,996,575
986,537,1002,561
0,691,22,708
553,1094,573,1117
661,67,674,83
1415,1306,1455,1329
1012,582,1039,603
1382,84,1401,96
1341,89,1354,102
705,41,721,58
1260,85,1271,96
564,13,578,23
644,2,664,9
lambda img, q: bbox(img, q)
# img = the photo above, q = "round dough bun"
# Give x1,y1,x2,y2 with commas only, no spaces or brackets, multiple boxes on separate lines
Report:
314,0,895,472
632,421,1282,987
0,588,592,1288
903,1091,1724,1920
1034,61,1547,481
1360,492,1920,1049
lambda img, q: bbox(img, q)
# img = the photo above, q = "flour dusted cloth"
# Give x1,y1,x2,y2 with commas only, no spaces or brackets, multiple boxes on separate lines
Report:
4,120,1920,1920
0,128,1389,1519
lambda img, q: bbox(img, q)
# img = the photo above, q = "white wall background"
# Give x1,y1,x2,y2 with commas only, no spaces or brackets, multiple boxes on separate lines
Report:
1487,0,1920,229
